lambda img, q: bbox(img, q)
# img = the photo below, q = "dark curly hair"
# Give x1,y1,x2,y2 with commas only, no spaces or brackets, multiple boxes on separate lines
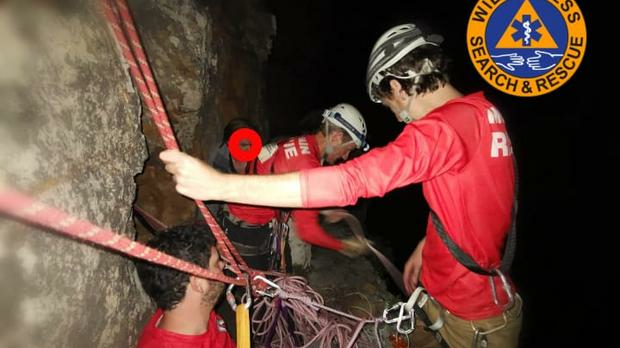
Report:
375,45,451,100
135,224,216,310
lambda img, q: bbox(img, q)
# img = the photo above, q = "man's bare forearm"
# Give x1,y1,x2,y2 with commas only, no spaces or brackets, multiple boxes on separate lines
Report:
160,149,304,206
214,171,303,208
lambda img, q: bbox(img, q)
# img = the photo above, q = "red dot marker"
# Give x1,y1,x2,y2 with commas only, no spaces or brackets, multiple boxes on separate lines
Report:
228,128,262,162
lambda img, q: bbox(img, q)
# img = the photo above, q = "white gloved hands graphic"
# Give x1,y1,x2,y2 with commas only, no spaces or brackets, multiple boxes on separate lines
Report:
491,53,524,71
527,50,562,71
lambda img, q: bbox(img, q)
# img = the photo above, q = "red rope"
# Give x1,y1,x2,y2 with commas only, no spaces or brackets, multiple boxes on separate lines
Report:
102,0,256,278
103,0,177,150
0,188,244,285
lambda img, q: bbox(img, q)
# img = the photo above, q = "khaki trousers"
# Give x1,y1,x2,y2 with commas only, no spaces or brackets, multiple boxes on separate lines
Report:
410,295,523,348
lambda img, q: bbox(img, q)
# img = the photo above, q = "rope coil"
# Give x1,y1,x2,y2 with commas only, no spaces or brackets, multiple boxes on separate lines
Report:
251,276,387,348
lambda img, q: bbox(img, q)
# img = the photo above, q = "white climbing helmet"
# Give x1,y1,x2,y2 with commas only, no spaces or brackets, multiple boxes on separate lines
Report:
366,23,443,103
322,103,369,151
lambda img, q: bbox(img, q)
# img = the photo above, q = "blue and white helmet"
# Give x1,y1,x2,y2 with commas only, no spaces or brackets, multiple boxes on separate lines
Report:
322,103,369,151
366,23,443,103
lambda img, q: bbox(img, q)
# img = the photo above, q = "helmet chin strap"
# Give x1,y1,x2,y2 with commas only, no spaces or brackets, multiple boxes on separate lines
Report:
322,121,333,165
399,93,416,123
399,110,413,123
395,59,436,123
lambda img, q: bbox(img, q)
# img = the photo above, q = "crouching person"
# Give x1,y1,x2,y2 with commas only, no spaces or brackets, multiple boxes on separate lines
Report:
134,224,234,348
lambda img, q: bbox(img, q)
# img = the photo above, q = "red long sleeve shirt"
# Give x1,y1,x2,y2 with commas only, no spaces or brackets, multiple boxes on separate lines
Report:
137,310,235,348
228,135,343,251
300,93,515,319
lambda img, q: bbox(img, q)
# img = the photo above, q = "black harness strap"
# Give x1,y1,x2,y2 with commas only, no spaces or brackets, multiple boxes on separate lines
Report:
413,302,451,348
431,159,518,276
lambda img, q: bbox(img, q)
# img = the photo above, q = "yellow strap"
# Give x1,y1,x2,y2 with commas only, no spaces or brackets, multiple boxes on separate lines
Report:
236,304,250,348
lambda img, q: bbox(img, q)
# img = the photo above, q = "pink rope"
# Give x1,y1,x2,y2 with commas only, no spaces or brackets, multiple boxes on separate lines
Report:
101,0,253,277
251,276,384,347
0,188,244,285
101,0,176,149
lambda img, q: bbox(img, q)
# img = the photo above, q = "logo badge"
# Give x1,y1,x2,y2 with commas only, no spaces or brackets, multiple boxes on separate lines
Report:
467,0,586,96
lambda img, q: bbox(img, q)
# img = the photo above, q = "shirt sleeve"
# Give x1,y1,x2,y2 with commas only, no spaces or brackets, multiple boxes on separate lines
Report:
290,209,343,251
300,117,469,208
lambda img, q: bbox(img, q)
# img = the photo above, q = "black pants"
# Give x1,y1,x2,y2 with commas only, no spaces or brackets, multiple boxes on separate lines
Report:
220,215,273,271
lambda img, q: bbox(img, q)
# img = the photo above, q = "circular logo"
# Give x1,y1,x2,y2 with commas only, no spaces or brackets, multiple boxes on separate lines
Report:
227,128,262,162
467,0,586,96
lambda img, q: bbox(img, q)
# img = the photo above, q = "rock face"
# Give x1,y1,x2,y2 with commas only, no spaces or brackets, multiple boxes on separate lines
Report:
0,0,274,347
132,0,275,233
0,2,150,347
131,0,213,233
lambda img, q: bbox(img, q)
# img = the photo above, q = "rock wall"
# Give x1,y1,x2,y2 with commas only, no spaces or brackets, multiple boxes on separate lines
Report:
0,0,275,347
0,1,150,347
130,0,212,230
132,0,275,231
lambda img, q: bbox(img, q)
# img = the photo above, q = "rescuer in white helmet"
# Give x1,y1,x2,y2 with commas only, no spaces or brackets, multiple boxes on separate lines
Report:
222,103,370,272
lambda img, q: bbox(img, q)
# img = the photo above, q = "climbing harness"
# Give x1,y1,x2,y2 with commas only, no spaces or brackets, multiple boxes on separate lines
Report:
221,213,274,257
382,286,449,348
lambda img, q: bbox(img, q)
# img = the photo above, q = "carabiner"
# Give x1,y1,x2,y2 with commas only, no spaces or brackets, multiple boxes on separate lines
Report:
253,275,280,298
489,269,515,310
242,278,252,309
396,304,415,335
383,302,414,334
226,283,237,310
227,278,253,310
383,302,407,323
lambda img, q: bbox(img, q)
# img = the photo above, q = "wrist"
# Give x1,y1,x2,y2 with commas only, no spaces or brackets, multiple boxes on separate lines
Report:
210,171,228,201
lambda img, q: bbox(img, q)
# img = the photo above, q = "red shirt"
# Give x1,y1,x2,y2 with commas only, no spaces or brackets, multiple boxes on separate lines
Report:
300,93,515,319
228,135,343,251
136,309,235,348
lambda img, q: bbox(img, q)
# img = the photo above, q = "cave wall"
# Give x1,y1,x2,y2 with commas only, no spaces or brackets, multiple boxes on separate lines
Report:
0,2,151,347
